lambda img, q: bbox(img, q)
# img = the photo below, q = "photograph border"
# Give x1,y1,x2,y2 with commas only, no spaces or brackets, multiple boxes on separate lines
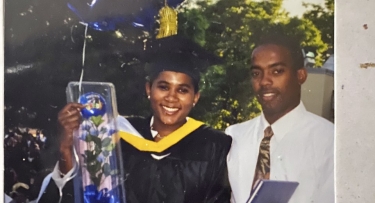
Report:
4,0,374,202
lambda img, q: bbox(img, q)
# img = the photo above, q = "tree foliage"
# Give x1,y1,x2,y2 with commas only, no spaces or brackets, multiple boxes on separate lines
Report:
303,0,334,57
4,0,334,132
177,0,330,130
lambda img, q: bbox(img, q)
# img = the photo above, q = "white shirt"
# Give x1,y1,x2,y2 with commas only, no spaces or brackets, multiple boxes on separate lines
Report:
225,102,334,203
149,116,171,160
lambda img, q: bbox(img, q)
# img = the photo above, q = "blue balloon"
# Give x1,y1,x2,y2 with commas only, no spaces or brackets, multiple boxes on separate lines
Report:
79,92,107,119
67,0,186,31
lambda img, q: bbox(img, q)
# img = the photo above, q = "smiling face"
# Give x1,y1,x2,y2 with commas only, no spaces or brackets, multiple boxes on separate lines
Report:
250,44,307,124
146,71,200,129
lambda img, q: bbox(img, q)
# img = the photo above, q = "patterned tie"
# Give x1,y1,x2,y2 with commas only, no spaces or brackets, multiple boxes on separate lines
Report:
252,126,274,189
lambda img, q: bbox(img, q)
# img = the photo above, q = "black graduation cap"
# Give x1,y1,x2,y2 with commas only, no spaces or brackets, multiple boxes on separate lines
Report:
141,35,223,84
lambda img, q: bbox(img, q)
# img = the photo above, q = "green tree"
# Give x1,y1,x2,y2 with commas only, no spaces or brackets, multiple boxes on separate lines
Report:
303,0,334,57
4,0,333,133
178,8,210,46
182,0,328,130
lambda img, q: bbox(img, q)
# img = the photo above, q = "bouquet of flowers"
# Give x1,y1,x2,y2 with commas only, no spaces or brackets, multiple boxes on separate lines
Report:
66,82,126,203
79,114,118,190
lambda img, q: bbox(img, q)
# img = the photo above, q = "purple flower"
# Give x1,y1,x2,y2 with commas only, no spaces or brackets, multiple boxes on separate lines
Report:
80,131,89,141
90,128,99,136
81,124,91,131
96,154,105,163
108,129,117,136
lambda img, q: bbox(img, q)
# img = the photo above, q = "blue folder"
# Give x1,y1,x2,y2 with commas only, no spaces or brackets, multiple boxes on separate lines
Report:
246,180,299,203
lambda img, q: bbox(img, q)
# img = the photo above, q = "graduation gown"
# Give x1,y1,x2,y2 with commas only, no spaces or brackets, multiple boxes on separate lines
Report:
38,117,232,203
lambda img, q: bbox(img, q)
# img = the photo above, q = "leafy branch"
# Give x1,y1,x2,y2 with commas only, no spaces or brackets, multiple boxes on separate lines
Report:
80,115,118,188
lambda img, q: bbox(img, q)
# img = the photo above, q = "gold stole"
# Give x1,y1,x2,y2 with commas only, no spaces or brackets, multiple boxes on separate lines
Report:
118,118,204,153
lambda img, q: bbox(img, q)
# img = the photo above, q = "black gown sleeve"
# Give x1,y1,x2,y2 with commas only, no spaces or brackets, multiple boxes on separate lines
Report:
204,135,232,203
37,176,75,203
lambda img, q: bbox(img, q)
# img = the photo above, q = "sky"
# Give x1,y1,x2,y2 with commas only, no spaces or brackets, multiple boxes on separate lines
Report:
283,0,326,17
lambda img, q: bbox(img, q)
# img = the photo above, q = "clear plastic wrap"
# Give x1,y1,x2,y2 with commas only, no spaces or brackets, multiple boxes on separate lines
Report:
66,81,126,203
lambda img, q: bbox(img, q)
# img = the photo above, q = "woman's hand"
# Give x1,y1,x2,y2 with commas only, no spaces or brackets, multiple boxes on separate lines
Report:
57,102,84,174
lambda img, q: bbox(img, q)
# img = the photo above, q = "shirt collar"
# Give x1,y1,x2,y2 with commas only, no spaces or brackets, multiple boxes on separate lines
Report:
150,116,158,138
149,116,190,138
260,101,307,142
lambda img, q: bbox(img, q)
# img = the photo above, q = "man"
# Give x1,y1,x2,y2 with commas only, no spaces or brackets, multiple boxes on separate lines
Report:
226,35,334,203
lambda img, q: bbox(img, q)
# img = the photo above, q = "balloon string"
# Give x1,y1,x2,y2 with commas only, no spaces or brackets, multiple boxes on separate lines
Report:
79,22,88,94
70,25,76,43
57,146,80,203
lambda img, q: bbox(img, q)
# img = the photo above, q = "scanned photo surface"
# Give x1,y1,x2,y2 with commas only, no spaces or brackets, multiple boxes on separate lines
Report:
4,0,334,202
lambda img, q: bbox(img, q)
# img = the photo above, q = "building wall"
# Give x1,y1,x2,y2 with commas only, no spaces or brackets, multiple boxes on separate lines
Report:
301,68,334,122
322,74,334,122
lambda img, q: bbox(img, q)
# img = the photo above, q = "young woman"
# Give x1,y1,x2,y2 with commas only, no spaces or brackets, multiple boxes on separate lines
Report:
36,36,232,203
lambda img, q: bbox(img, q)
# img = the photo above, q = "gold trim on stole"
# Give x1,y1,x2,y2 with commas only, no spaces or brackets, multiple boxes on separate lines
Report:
118,118,204,153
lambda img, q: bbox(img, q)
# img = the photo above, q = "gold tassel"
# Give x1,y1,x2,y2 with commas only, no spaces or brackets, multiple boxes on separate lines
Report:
156,1,178,39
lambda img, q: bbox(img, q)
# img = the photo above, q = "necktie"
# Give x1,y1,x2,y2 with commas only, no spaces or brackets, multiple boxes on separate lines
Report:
252,126,274,189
